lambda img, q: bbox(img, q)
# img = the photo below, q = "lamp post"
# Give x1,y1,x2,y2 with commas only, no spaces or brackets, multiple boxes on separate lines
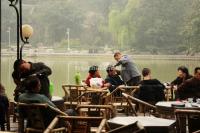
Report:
7,27,11,49
66,28,70,51
8,0,33,60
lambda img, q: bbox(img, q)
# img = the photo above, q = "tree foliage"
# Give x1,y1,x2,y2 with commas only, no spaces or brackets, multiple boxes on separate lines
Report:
1,0,200,54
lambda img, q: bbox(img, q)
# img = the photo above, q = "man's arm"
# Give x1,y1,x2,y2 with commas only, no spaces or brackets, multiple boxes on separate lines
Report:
114,56,129,67
178,79,192,91
41,95,57,108
33,62,52,76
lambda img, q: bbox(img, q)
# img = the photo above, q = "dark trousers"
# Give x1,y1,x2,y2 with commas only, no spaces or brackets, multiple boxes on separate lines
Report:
126,76,141,86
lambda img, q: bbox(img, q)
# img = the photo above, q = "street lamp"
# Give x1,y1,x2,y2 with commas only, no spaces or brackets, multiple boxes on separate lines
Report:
7,27,11,49
8,0,33,60
66,28,70,51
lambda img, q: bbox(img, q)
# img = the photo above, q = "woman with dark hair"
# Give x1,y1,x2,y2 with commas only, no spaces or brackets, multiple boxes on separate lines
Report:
171,66,193,100
171,66,193,87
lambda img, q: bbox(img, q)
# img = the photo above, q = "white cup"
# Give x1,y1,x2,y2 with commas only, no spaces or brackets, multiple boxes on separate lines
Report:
196,98,200,104
188,98,193,103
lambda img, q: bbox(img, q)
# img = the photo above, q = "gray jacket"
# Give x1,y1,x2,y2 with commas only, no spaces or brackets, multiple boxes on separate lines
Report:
115,55,140,82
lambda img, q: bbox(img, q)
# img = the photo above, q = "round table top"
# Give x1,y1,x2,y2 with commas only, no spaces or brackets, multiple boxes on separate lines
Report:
108,116,175,127
156,101,200,109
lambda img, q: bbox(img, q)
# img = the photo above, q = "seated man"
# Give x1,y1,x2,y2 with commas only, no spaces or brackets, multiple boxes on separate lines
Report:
104,65,124,96
178,67,200,100
18,76,68,128
138,68,165,104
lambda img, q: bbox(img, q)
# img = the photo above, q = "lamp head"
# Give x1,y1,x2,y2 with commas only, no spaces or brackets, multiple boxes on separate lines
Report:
22,24,33,41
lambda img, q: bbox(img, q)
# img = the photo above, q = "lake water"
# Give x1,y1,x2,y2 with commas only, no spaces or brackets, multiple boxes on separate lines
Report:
1,55,199,101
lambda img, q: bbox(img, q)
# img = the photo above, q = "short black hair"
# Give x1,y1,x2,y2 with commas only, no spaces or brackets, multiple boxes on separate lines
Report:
106,65,114,73
24,76,40,92
89,66,98,75
194,67,200,74
13,59,25,71
142,68,151,77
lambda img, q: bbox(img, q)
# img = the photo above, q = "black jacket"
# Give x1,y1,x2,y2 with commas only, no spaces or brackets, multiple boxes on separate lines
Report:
139,79,165,104
20,62,52,99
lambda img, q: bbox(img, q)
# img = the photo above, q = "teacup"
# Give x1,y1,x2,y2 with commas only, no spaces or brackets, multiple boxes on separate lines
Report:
196,98,200,104
188,98,193,103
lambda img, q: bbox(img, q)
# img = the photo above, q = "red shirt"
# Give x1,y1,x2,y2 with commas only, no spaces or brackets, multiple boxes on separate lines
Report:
85,73,101,87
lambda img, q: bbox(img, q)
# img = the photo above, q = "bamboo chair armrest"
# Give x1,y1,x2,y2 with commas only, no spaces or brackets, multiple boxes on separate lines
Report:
44,117,59,133
193,130,200,133
96,119,107,133
122,93,156,110
48,105,67,116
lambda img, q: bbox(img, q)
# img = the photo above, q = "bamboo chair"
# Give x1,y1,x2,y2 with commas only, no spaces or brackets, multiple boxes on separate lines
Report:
122,93,157,116
107,121,145,133
105,86,138,115
17,102,67,133
105,87,127,112
175,109,200,133
193,130,200,133
76,104,116,119
62,85,89,109
44,116,107,133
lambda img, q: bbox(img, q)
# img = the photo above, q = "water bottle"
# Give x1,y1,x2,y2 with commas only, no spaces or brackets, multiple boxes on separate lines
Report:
49,81,54,95
74,72,81,85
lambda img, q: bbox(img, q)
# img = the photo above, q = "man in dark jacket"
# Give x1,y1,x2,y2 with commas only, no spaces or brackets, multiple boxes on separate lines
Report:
104,65,124,96
13,59,52,99
139,68,165,104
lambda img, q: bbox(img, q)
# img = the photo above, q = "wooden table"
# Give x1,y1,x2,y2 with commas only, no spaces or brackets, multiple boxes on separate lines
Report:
156,101,200,117
51,96,65,111
107,116,176,133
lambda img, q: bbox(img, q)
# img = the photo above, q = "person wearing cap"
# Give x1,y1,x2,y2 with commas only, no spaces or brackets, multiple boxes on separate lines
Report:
114,52,141,86
85,65,102,87
104,65,124,95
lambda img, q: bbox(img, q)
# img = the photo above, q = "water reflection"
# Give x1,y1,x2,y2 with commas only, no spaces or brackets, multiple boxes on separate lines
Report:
1,56,199,101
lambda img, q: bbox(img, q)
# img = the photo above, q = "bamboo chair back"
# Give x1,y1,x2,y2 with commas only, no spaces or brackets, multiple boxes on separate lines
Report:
122,93,157,116
44,116,106,133
76,104,116,119
17,103,48,133
17,102,67,133
62,85,88,108
105,86,138,115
